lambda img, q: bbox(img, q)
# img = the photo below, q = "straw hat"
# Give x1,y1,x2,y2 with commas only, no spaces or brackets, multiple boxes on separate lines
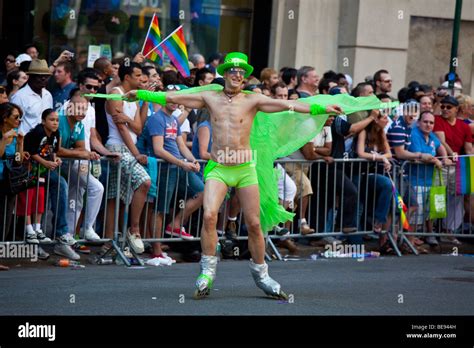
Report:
27,59,52,75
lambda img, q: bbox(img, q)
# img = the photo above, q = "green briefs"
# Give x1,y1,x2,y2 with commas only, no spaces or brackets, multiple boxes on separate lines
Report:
203,160,258,188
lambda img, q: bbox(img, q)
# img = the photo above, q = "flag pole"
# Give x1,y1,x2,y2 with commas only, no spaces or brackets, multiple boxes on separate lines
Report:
141,13,156,55
143,25,183,59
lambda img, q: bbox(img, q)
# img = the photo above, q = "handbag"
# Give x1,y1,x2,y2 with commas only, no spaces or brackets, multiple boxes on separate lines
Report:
3,158,37,195
429,167,447,219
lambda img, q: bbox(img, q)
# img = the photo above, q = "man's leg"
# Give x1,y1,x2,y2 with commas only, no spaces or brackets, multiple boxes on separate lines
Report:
201,180,228,255
129,180,151,235
236,184,288,300
194,179,228,299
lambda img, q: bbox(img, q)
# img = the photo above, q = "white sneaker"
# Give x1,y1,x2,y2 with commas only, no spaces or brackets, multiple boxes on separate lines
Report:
425,236,439,246
84,227,101,241
26,232,39,244
58,233,77,246
54,244,80,260
127,230,144,254
36,229,52,244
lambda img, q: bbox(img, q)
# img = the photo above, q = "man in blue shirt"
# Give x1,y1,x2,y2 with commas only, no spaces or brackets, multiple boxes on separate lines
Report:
140,85,204,261
50,62,76,110
408,111,450,246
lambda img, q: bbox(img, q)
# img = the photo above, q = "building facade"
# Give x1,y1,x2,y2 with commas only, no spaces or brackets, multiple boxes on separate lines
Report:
1,0,473,95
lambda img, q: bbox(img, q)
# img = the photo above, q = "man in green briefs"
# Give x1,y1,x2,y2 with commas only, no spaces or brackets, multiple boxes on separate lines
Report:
125,52,342,300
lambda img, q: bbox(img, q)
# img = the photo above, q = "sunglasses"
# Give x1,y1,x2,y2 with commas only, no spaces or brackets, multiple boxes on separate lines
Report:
85,84,99,91
422,120,434,125
166,84,181,91
382,79,392,83
227,68,246,77
0,87,5,94
440,105,454,110
5,58,15,63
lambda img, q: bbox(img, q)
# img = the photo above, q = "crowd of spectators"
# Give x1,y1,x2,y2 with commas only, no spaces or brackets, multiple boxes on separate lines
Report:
0,42,473,270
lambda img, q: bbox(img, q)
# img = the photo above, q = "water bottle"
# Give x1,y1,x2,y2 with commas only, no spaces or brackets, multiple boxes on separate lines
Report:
216,243,221,261
54,259,85,269
91,160,101,178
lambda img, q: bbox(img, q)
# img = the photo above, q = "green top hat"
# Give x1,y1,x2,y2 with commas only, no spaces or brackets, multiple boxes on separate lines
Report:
217,52,254,78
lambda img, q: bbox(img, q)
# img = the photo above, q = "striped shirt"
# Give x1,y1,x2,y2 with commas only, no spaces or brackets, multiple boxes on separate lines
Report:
387,116,412,156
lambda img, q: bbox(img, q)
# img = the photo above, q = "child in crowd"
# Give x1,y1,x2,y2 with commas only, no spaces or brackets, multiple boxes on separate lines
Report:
22,109,61,243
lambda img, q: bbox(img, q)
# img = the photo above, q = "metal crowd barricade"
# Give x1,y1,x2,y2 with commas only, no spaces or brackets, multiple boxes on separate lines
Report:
9,154,468,264
0,156,133,265
138,157,403,260
399,155,474,251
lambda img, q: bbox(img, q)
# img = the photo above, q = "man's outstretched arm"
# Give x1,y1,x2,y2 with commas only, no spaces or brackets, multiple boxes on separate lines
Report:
124,89,206,109
255,94,343,115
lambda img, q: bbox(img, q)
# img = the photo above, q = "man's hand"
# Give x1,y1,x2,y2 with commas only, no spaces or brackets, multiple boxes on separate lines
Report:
420,153,434,162
54,158,62,166
123,90,138,102
135,154,148,165
181,161,197,172
107,152,121,163
54,50,73,66
193,161,200,173
323,156,334,164
89,151,101,160
442,158,453,166
325,105,343,115
112,108,129,124
132,52,145,64
434,158,443,169
44,161,59,171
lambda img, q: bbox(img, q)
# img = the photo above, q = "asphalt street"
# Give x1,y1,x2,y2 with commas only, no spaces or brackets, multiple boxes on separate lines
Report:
1,255,473,315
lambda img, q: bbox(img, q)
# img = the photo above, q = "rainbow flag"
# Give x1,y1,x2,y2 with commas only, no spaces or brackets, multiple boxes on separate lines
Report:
161,25,190,77
388,177,411,231
456,156,474,195
142,13,163,63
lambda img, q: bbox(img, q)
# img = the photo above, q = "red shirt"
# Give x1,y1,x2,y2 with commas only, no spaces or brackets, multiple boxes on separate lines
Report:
433,116,473,154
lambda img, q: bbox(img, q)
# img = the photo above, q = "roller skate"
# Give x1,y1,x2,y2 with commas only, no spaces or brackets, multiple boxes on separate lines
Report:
194,255,218,299
249,260,289,301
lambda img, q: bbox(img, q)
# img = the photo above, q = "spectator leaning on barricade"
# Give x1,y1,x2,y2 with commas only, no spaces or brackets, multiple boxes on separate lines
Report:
57,89,104,242
49,61,76,110
386,99,424,246
24,108,81,260
140,85,204,261
0,103,30,241
408,111,451,246
104,62,151,254
354,109,395,254
433,95,473,245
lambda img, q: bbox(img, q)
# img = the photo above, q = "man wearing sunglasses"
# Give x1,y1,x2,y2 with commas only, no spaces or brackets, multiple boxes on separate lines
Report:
125,52,342,301
433,95,473,245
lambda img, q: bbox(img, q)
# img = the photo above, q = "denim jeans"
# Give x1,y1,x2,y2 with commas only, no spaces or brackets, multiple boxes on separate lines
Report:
353,173,392,225
45,169,69,237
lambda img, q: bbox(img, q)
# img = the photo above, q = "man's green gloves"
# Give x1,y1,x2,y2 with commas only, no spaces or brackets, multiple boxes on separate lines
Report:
136,90,167,105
